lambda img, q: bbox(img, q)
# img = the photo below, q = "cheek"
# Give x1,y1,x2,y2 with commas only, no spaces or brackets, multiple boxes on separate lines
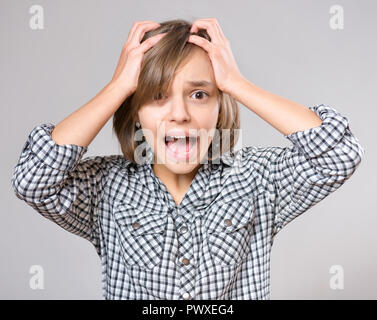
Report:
194,109,219,147
139,108,161,134
199,104,219,130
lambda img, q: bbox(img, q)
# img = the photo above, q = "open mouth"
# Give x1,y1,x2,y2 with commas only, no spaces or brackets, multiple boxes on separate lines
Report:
164,135,199,161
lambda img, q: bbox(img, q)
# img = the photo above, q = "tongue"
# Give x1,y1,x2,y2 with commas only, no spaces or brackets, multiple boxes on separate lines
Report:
166,138,190,154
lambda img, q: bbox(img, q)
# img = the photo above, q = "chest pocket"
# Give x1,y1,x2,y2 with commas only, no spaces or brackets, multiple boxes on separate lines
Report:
113,203,167,270
204,198,257,267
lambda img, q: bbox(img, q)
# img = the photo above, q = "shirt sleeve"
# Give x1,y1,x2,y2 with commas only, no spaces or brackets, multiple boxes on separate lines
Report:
268,104,365,241
11,123,111,255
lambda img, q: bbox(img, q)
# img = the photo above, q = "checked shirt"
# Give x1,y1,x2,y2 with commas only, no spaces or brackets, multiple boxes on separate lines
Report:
11,104,365,299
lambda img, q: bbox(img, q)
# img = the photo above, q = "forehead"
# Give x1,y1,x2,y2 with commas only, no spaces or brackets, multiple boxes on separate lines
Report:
171,47,216,86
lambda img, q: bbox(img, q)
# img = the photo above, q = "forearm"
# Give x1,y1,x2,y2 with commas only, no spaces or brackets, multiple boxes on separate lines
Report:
51,80,130,147
228,76,323,136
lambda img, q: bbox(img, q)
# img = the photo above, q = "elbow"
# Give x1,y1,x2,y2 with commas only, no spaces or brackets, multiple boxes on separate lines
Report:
11,170,27,200
309,141,365,186
342,135,365,172
332,141,365,183
11,165,37,201
353,143,365,168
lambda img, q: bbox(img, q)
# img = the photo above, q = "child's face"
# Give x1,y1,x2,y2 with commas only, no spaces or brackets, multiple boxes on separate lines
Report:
138,47,220,174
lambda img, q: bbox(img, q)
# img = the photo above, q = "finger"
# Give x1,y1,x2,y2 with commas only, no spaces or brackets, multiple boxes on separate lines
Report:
187,34,213,54
190,18,215,31
127,20,157,42
137,32,167,54
191,18,226,41
194,18,224,40
129,20,159,36
190,18,208,33
209,18,227,39
127,21,161,47
189,19,223,45
136,22,162,44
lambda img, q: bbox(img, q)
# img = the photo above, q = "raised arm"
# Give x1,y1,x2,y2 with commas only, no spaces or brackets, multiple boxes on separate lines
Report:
266,104,364,240
187,18,365,244
186,18,325,136
225,78,364,241
11,21,167,253
50,21,167,147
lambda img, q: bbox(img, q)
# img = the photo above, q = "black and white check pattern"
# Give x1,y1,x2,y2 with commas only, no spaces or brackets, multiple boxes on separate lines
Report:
11,104,365,299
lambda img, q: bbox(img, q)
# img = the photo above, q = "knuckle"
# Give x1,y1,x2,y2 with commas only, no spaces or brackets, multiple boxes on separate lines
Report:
134,21,147,29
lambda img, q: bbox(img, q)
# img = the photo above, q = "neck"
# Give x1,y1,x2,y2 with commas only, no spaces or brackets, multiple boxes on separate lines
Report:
152,162,202,206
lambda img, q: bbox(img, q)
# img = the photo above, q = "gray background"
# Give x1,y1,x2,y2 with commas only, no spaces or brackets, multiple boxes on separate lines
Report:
2,0,375,299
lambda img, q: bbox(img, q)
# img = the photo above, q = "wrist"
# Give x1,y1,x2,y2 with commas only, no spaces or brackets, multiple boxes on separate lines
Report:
105,80,134,100
223,73,249,96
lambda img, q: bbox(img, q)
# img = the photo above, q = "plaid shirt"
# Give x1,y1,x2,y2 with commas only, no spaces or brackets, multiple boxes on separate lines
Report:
11,104,365,300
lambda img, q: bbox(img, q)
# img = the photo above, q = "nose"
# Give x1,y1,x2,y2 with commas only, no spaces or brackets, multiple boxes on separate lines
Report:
167,95,191,123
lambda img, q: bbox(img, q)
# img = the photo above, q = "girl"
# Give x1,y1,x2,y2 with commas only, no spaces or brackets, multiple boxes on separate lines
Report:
11,18,364,300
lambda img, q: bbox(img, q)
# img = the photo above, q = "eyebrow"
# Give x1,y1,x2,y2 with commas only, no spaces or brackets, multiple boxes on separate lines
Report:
185,80,215,88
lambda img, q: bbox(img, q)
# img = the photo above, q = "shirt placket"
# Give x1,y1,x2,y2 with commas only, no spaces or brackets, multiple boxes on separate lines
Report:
163,207,194,300
138,160,226,300
152,164,207,300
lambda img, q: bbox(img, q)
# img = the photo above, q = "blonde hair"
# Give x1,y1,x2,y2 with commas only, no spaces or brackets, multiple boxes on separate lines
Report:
113,18,240,163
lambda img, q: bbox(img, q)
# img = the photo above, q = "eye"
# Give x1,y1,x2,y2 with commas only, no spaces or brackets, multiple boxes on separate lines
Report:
191,90,209,100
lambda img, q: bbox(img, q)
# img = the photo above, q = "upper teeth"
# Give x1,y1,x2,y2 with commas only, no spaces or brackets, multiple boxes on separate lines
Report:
165,135,197,141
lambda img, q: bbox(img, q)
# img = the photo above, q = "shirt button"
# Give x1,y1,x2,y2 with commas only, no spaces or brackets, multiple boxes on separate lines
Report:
182,258,190,265
224,219,232,226
132,221,140,229
180,226,188,234
182,292,191,300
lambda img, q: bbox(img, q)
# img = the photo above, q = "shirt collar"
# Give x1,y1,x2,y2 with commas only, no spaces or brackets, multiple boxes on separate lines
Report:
126,144,236,211
128,142,235,170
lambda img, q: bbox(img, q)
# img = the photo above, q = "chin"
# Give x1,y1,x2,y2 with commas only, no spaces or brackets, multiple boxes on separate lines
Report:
162,161,202,174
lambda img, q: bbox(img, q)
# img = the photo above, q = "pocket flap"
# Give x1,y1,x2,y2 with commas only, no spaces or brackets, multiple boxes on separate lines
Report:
205,198,256,233
114,203,167,235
